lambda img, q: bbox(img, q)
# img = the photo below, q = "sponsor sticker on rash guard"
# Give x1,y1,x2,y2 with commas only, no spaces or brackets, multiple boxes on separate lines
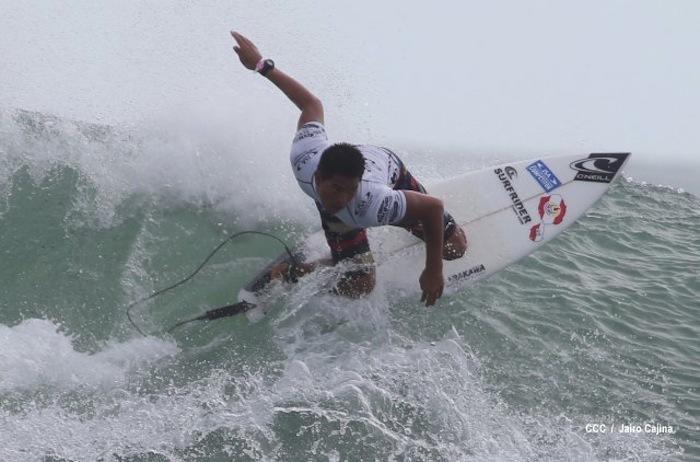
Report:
389,201,400,223
293,123,325,143
354,191,373,216
293,149,318,171
376,196,392,224
527,160,561,192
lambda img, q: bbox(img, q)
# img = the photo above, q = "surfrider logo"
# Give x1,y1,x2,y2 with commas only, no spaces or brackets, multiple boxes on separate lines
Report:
494,168,532,225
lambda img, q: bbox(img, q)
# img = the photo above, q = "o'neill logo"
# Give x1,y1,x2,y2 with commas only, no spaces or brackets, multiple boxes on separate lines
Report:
570,153,630,183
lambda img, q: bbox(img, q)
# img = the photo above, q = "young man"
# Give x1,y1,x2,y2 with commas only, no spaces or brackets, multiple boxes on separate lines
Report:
231,31,467,306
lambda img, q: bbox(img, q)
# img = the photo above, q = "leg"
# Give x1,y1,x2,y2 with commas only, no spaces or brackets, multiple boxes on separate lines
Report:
388,153,468,260
402,214,467,260
316,202,376,297
443,224,467,260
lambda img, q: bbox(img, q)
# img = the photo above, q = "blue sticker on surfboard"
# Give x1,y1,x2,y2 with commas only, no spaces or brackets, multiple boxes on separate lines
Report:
527,160,561,192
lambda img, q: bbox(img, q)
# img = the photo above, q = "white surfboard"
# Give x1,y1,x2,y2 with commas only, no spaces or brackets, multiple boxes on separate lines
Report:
239,152,630,312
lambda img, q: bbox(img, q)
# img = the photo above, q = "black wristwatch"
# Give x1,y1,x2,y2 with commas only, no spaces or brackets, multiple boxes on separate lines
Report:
255,58,275,76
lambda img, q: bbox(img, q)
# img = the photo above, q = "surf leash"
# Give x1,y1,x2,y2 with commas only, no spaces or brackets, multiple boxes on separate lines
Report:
125,230,299,337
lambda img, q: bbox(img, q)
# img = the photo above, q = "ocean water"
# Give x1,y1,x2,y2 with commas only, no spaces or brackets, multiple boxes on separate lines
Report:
0,109,698,461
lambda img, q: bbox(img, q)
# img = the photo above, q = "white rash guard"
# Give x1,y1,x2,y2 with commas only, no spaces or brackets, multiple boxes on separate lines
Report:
290,122,407,228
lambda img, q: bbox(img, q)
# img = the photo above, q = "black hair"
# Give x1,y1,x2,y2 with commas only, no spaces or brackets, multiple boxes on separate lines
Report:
317,143,365,179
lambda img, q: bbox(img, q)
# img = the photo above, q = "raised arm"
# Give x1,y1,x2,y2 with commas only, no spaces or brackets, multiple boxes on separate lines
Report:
231,31,324,129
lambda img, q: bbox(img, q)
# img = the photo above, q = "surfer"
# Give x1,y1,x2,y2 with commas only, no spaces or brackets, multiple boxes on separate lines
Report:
231,31,467,306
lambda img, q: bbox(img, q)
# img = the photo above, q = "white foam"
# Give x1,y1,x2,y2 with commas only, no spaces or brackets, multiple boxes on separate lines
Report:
0,313,678,461
0,368,272,462
624,175,689,196
0,318,178,391
0,108,318,230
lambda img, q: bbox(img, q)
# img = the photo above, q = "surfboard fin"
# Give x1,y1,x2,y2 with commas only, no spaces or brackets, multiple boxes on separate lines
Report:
166,300,258,333
201,301,257,320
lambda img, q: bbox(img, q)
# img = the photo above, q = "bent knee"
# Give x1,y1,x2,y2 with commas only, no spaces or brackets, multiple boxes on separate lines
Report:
352,271,376,297
336,270,376,298
443,227,468,260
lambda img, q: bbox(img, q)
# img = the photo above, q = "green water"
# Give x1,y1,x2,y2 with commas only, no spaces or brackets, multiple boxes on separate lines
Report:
0,111,698,461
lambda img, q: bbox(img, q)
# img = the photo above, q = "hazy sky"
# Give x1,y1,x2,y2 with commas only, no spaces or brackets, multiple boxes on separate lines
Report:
2,0,699,170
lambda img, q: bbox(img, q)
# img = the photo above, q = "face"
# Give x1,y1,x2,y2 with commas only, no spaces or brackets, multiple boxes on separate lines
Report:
314,172,360,214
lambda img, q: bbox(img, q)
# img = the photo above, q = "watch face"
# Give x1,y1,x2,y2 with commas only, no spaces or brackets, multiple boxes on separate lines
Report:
260,59,274,76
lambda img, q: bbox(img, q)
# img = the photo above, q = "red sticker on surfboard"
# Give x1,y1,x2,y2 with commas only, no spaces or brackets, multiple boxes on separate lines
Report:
530,194,567,242
538,194,567,224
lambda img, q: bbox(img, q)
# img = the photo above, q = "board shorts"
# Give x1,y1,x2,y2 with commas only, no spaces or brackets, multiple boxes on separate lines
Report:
317,149,458,271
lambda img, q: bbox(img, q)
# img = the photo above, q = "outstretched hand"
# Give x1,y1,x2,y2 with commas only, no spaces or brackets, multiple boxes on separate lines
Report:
230,31,263,70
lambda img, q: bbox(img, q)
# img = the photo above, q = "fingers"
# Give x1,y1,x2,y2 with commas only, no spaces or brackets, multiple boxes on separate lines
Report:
232,31,245,42
429,291,439,306
230,31,247,49
231,31,254,48
421,286,444,306
230,31,261,68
